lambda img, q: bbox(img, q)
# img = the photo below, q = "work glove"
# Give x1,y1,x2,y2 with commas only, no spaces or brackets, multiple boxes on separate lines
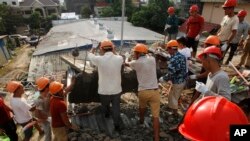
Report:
195,81,209,94
195,34,200,41
159,77,165,83
221,43,228,51
165,24,171,29
189,75,197,80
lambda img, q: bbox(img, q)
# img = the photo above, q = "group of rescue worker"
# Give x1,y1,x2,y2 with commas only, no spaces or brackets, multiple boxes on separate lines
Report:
1,0,250,141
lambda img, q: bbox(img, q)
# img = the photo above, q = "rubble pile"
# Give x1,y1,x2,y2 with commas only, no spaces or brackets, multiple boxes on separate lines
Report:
68,93,192,141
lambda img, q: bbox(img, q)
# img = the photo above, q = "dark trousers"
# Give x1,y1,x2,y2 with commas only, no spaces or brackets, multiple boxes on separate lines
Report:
0,119,18,141
99,93,121,127
225,43,238,64
186,37,198,54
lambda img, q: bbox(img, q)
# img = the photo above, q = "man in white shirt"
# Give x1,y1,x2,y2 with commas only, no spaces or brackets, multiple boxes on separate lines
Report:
125,43,160,141
6,81,43,141
217,0,239,59
88,40,123,132
177,36,192,73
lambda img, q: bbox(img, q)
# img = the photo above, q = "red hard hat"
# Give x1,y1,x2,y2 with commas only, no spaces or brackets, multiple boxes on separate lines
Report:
179,96,248,141
238,10,247,17
133,43,148,54
197,46,222,60
189,5,199,12
222,0,237,8
167,7,175,14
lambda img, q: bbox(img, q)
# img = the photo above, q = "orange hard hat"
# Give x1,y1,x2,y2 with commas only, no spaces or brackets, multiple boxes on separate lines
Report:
36,77,50,91
238,10,247,17
100,40,114,49
189,5,199,12
204,35,220,46
6,81,21,93
167,7,175,14
179,96,248,141
198,46,222,60
49,81,64,94
133,43,148,54
222,0,237,8
166,40,179,49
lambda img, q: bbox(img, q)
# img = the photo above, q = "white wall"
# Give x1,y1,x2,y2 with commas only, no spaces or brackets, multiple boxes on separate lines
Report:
0,0,19,6
202,2,250,24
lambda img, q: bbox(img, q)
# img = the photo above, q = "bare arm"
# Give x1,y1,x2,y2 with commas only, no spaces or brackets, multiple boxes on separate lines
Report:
60,112,73,129
227,30,237,44
197,70,209,79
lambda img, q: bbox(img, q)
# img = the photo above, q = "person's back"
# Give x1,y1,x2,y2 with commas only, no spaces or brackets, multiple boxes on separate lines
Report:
94,52,123,94
131,55,158,90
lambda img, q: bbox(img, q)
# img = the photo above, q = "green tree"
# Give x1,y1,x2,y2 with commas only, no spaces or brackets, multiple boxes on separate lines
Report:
100,0,135,20
29,12,41,30
81,6,92,18
130,0,173,33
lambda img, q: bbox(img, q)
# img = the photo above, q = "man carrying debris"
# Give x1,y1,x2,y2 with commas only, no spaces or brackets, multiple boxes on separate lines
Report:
159,40,187,116
6,81,44,141
88,40,123,132
49,81,78,141
34,77,51,141
125,43,160,141
195,46,231,100
165,6,179,41
186,5,204,57
224,10,249,65
179,96,248,141
217,0,239,61
0,95,18,141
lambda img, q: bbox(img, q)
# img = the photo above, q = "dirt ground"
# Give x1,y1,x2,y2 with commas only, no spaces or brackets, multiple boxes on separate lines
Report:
0,45,44,141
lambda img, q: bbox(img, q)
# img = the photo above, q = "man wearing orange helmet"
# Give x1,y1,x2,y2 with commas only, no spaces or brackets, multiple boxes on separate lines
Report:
189,35,221,82
195,46,231,100
88,39,123,132
165,6,179,41
179,96,248,141
159,40,187,116
126,43,160,141
49,81,78,141
224,10,249,65
186,4,204,58
217,0,239,59
6,81,43,141
34,77,51,141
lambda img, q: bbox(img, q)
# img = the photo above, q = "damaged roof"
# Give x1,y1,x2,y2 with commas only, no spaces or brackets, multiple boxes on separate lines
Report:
33,19,164,56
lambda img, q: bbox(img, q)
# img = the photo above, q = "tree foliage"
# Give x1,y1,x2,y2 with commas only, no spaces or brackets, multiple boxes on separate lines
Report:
29,11,41,30
81,6,92,18
100,0,135,20
130,0,173,33
0,4,24,34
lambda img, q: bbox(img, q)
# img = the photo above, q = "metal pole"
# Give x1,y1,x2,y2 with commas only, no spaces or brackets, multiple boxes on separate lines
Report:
120,0,125,52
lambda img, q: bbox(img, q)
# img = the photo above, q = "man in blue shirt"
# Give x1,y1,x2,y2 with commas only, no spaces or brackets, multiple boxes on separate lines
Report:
165,7,179,41
159,40,186,115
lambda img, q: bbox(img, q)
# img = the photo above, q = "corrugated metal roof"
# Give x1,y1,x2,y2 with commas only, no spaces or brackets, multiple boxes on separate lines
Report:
33,20,164,55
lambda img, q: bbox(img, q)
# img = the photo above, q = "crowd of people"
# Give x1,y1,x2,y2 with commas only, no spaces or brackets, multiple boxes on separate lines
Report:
1,0,250,141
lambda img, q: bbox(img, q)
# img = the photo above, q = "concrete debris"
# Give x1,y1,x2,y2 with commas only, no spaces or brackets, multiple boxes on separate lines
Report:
68,91,191,141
